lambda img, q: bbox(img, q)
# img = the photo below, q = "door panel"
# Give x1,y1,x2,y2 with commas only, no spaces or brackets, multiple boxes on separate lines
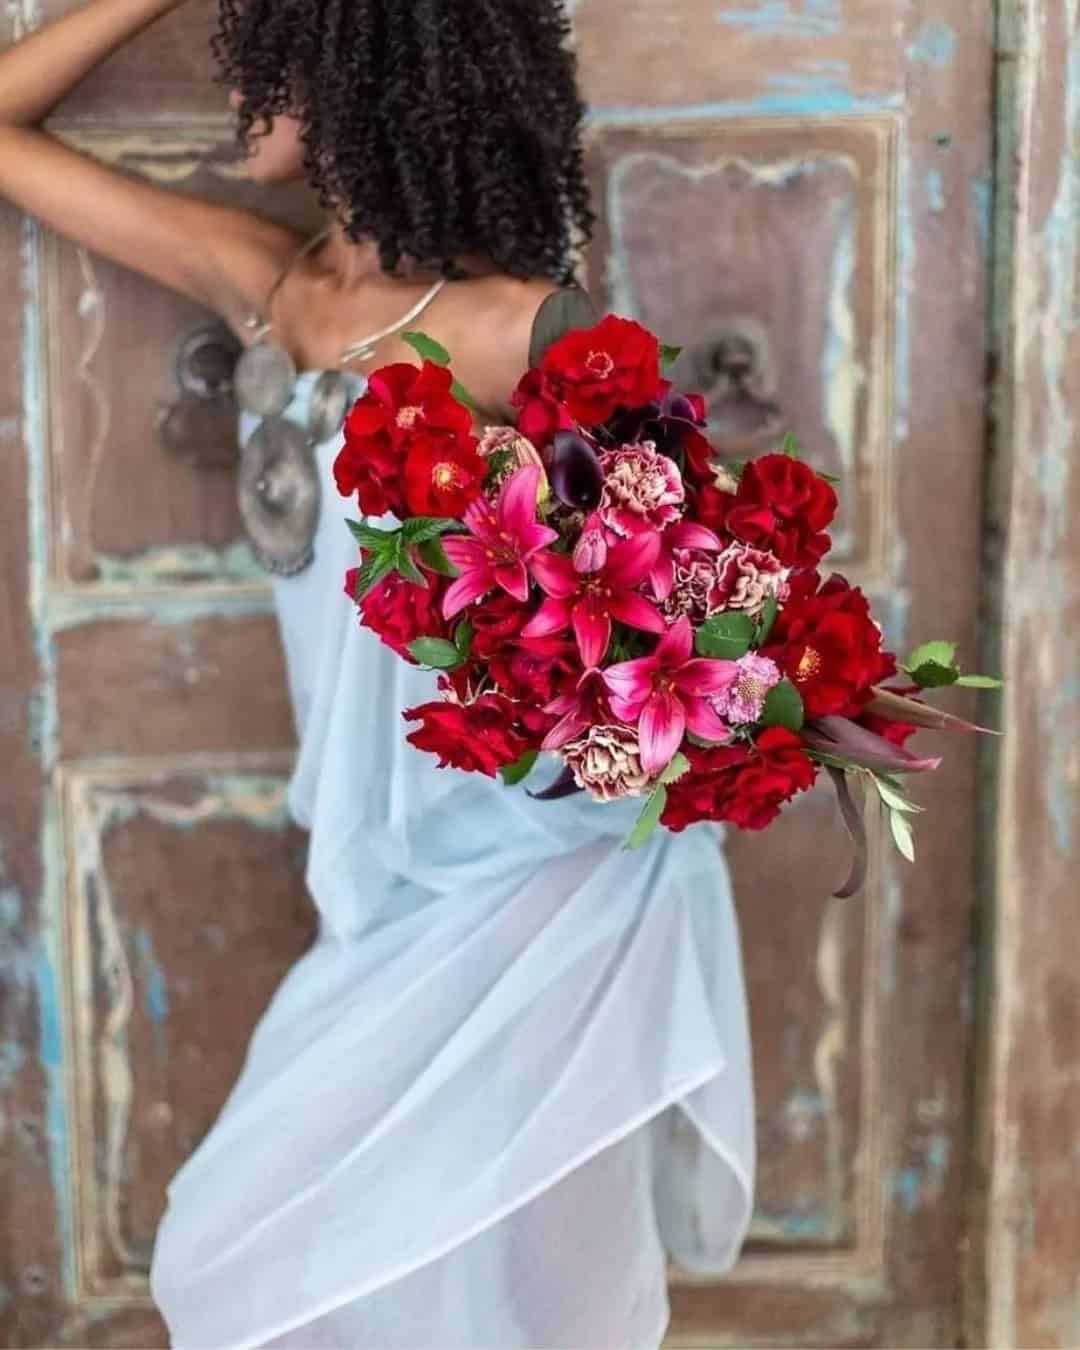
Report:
1,0,993,1345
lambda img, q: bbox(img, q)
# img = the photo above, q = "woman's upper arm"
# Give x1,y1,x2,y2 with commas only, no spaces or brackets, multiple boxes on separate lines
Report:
0,123,299,327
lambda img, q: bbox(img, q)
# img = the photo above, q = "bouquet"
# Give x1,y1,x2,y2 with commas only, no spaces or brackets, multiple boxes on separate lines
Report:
334,314,998,895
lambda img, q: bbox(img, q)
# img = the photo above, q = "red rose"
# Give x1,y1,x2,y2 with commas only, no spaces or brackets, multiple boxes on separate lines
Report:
348,562,449,661
333,362,474,515
660,728,818,832
403,432,487,518
541,316,662,425
466,592,580,736
403,694,531,777
510,369,576,449
763,575,895,718
724,453,837,568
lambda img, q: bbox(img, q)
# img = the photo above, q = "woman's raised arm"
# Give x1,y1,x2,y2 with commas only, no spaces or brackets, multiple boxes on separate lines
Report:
0,0,298,321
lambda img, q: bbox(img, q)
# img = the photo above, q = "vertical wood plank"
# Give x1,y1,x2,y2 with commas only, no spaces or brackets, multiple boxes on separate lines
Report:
983,0,1080,1345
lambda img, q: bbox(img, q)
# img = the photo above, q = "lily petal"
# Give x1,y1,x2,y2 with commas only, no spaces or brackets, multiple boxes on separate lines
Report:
649,555,676,601
442,570,493,619
684,698,733,744
572,600,611,668
603,656,656,720
604,531,663,589
493,560,530,602
522,596,573,640
673,656,740,697
654,615,694,667
499,465,543,536
639,689,686,774
665,521,722,552
608,592,667,636
530,550,579,599
542,710,588,751
442,535,487,568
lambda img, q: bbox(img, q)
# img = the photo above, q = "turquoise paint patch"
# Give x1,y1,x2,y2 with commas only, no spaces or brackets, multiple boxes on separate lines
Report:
971,173,992,253
0,885,22,927
889,1166,923,1214
134,928,170,1029
716,0,841,39
93,539,265,587
926,168,946,214
32,940,74,1276
586,93,901,127
908,20,957,67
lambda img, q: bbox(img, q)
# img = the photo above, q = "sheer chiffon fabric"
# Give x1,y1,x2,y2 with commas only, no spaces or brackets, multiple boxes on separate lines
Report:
149,372,755,1349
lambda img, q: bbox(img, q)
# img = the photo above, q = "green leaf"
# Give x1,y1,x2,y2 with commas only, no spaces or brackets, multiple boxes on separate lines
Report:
780,431,802,459
910,660,960,689
402,516,459,544
407,637,464,670
451,379,481,413
872,775,924,814
906,640,957,671
402,330,451,367
500,749,539,787
660,751,691,785
625,783,668,851
889,808,916,863
955,674,1004,689
761,679,805,731
695,612,754,660
660,343,683,370
755,594,780,645
454,618,474,657
417,536,458,577
350,550,394,600
347,519,400,553
818,470,841,485
393,547,429,588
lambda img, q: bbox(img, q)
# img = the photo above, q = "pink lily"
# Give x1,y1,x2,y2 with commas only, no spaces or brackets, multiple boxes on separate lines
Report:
442,465,558,619
603,616,738,774
524,531,666,667
650,520,723,601
542,668,612,750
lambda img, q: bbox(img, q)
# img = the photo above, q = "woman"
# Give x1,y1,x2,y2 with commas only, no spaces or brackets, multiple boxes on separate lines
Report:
0,1,754,1345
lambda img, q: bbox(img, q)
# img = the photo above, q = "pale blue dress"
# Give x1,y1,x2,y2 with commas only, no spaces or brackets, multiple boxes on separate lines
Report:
149,371,755,1349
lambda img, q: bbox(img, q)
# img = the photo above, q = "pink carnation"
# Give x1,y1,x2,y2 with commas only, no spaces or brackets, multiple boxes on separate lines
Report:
598,441,685,538
712,652,782,725
661,550,729,624
713,543,791,620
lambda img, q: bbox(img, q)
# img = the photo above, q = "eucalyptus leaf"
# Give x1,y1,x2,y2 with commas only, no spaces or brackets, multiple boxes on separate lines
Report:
454,618,474,657
818,470,841,485
407,637,463,670
660,343,683,370
660,751,691,785
695,612,754,660
910,660,960,689
755,594,780,645
402,330,451,367
906,640,957,672
451,379,481,412
780,432,802,459
761,679,805,731
418,536,458,577
955,674,1004,689
625,783,668,851
872,775,924,814
889,809,916,863
500,749,539,787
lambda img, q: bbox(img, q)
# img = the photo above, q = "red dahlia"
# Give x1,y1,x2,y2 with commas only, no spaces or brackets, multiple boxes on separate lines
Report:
403,694,532,777
660,728,818,832
347,562,449,662
540,316,662,425
763,575,896,718
724,453,837,568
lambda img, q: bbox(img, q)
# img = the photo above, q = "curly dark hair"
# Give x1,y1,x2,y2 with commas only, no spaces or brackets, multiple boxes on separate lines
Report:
212,0,594,282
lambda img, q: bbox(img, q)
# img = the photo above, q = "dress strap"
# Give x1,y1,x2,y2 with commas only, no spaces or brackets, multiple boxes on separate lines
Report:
338,278,448,367
528,284,596,369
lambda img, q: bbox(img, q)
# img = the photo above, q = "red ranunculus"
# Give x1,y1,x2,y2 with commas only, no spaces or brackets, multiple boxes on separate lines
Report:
763,575,895,718
348,561,449,662
403,694,532,777
403,432,487,518
334,362,474,515
660,727,818,832
692,479,737,538
466,591,581,735
541,316,662,425
724,453,837,568
510,369,576,449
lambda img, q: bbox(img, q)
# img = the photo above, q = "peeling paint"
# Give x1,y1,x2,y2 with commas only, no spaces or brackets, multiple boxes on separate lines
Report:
925,168,946,214
92,540,266,587
585,93,901,128
971,172,992,255
715,0,842,40
908,20,957,68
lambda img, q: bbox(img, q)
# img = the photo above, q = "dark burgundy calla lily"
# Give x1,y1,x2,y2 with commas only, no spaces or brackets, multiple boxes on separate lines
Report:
605,386,708,458
548,431,604,511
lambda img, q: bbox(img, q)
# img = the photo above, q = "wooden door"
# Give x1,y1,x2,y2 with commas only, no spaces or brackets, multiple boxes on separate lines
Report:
1,1,994,1345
